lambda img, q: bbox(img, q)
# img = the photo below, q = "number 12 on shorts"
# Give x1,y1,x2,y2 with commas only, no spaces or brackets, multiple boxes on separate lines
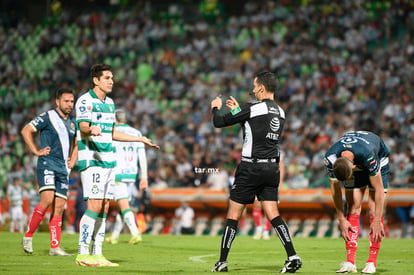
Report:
93,173,100,183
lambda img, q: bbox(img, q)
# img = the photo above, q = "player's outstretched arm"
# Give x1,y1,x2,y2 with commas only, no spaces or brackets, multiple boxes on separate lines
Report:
113,129,160,149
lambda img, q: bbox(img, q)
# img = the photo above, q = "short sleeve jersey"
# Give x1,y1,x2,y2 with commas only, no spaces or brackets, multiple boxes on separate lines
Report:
324,131,390,179
29,109,76,175
113,124,145,182
75,89,116,171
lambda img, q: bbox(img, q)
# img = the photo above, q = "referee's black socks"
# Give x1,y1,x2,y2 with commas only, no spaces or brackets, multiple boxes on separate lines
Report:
219,219,238,262
271,216,296,257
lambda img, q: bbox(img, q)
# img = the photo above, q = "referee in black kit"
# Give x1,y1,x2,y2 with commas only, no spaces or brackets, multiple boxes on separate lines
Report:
210,71,302,273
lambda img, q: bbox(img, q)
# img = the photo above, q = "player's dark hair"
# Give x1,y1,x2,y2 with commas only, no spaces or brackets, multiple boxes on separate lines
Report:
91,63,112,86
56,87,75,99
255,71,278,93
333,157,353,181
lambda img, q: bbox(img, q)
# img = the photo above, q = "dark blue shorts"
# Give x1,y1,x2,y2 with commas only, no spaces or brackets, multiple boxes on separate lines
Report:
37,164,69,199
230,161,280,204
343,161,390,192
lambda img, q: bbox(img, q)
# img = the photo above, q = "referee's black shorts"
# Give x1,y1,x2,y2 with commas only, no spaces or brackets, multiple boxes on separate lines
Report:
230,161,280,204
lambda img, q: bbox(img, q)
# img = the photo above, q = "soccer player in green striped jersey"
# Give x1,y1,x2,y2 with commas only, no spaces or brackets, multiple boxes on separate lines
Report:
105,109,148,245
75,64,159,267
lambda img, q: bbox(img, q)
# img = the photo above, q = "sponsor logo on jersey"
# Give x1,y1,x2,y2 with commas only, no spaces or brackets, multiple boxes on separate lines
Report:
44,169,54,175
341,137,358,144
269,117,280,132
31,116,45,126
268,106,279,114
266,132,279,140
45,175,54,185
99,124,113,132
79,106,86,113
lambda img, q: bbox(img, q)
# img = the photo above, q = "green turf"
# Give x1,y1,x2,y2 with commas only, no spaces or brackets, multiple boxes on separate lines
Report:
0,232,413,274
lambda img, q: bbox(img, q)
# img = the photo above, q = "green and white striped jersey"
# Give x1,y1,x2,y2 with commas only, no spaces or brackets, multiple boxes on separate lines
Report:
113,124,145,182
7,183,23,207
75,89,116,171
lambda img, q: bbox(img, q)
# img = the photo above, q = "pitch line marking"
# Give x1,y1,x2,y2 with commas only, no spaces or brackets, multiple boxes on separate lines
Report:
189,252,254,263
189,249,342,263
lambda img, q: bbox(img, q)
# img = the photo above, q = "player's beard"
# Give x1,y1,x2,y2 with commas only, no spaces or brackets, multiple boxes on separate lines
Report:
58,106,72,117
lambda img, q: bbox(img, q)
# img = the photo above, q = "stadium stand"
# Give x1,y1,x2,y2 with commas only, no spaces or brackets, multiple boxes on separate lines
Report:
1,0,414,236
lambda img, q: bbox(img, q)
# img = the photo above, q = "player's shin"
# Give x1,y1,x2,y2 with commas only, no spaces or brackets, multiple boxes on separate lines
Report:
123,209,139,236
271,216,296,257
345,214,360,265
78,210,98,255
367,216,383,266
252,207,262,228
25,204,47,237
92,214,107,255
219,219,238,262
49,215,62,248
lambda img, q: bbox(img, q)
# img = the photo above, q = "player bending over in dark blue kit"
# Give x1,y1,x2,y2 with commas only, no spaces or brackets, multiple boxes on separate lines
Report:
210,71,301,273
324,131,389,274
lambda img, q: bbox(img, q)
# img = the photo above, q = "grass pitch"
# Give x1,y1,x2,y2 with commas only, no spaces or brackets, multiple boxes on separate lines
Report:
0,232,413,274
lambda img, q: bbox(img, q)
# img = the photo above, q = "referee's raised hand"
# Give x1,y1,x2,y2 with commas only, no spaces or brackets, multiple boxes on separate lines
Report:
226,96,239,111
211,96,222,110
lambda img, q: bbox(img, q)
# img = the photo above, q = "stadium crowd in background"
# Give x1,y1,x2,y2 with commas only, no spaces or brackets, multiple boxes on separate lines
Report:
0,0,414,229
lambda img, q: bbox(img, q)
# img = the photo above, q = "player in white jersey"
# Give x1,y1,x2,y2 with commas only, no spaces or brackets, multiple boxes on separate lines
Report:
106,109,148,245
75,64,159,267
7,178,24,233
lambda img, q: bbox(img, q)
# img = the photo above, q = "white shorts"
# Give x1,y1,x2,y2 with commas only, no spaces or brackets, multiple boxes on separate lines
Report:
81,167,115,200
10,206,24,220
113,181,138,202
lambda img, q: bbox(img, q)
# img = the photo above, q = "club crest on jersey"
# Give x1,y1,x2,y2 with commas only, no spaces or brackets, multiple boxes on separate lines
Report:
92,184,99,194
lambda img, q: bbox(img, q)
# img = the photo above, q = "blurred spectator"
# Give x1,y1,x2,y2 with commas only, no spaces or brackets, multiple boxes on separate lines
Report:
392,161,414,188
0,0,413,190
174,201,194,235
6,178,25,233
